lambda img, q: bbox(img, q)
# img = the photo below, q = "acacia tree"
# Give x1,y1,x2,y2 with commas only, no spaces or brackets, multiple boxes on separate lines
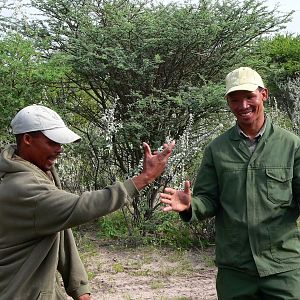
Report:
17,0,292,224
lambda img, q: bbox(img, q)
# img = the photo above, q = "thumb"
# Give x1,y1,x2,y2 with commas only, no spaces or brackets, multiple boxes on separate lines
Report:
143,142,151,157
184,180,191,195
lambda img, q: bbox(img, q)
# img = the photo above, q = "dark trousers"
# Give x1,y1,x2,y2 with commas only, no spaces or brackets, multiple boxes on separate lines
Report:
216,267,300,300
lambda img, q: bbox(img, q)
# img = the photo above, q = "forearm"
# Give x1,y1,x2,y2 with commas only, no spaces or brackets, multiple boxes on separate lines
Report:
191,196,218,220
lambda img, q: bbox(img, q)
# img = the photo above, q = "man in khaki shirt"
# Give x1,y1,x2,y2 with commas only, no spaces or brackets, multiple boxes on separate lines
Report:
161,67,300,299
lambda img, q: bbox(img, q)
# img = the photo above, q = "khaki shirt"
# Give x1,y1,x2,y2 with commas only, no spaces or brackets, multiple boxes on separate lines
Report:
190,117,300,277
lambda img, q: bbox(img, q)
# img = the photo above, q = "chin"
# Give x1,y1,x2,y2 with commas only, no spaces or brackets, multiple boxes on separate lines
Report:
41,165,52,172
238,119,253,125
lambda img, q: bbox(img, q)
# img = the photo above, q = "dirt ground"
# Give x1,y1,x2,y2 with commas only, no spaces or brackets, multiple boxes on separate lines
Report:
74,235,217,300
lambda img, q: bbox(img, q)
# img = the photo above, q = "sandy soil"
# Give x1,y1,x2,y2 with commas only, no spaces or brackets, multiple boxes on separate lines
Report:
78,242,217,300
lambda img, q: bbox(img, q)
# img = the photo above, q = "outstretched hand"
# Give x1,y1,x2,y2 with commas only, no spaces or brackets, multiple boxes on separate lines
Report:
160,180,191,212
132,140,175,190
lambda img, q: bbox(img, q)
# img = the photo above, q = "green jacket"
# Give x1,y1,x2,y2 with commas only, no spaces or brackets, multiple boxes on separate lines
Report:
0,145,138,299
189,118,300,277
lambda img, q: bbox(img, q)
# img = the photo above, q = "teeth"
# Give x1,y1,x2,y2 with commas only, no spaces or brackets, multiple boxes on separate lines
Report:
241,112,251,116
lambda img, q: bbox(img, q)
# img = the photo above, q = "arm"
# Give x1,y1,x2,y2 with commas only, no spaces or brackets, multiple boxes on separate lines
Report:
161,145,219,221
27,140,175,235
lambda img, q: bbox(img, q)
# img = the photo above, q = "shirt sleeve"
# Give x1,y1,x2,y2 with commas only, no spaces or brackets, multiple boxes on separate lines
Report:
190,145,220,221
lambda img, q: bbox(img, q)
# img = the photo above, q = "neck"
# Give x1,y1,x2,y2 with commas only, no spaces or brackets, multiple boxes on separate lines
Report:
238,117,265,140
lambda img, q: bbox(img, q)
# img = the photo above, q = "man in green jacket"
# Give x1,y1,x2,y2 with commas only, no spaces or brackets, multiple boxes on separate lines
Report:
0,104,175,300
160,67,300,299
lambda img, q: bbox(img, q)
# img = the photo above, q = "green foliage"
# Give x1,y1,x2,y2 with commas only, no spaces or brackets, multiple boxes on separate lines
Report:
0,0,295,243
0,32,70,140
21,0,290,134
0,33,37,136
261,34,300,80
257,35,300,122
10,0,291,232
98,210,129,239
97,208,214,249
141,212,197,248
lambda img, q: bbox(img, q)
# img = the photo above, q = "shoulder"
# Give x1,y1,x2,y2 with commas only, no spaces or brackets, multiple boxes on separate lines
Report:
206,125,235,149
1,170,57,199
271,124,300,144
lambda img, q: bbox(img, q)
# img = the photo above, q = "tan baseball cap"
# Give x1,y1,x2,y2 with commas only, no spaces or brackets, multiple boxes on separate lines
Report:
225,67,264,96
11,105,81,144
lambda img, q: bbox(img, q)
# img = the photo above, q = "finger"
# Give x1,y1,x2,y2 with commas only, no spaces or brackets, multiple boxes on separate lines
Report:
168,140,176,150
160,198,172,205
184,180,191,194
143,142,152,157
160,192,173,198
162,206,173,212
164,187,175,194
161,140,176,156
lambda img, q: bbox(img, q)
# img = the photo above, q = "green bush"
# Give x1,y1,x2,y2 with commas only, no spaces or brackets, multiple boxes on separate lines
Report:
97,208,215,249
97,210,129,239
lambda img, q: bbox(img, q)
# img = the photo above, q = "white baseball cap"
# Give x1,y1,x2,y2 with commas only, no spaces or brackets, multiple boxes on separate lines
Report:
225,67,265,96
11,104,81,144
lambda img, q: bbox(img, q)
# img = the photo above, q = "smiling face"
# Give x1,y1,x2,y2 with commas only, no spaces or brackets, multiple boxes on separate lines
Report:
18,132,63,172
226,88,268,136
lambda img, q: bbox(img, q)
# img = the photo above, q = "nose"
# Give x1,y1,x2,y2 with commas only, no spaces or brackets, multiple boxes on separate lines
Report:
240,99,249,109
55,143,63,154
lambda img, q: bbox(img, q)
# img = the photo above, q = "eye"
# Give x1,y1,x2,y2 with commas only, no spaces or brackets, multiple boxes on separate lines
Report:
48,140,59,147
248,94,257,101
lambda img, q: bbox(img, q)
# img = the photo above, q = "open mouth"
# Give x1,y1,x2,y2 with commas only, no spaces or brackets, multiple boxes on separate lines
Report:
239,109,254,118
47,156,59,165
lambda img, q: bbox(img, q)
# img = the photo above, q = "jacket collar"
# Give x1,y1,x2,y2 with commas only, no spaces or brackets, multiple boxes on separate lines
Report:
0,144,60,187
229,116,272,141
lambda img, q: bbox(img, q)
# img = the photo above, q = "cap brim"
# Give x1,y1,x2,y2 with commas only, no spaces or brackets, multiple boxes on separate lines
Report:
42,127,81,144
225,83,259,96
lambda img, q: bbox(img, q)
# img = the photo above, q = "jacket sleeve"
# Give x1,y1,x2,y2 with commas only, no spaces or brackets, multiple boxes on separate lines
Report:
189,145,220,221
27,177,139,236
57,229,91,299
292,144,300,204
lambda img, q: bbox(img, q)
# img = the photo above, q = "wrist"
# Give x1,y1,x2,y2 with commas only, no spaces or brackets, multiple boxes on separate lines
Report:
132,172,152,191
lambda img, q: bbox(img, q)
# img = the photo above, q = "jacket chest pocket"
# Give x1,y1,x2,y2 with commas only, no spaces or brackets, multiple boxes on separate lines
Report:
266,168,293,204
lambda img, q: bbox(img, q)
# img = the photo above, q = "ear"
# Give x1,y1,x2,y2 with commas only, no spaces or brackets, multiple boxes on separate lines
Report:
261,88,269,102
22,133,33,146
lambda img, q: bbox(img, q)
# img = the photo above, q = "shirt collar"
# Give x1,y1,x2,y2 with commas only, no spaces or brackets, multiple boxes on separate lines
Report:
236,116,267,140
